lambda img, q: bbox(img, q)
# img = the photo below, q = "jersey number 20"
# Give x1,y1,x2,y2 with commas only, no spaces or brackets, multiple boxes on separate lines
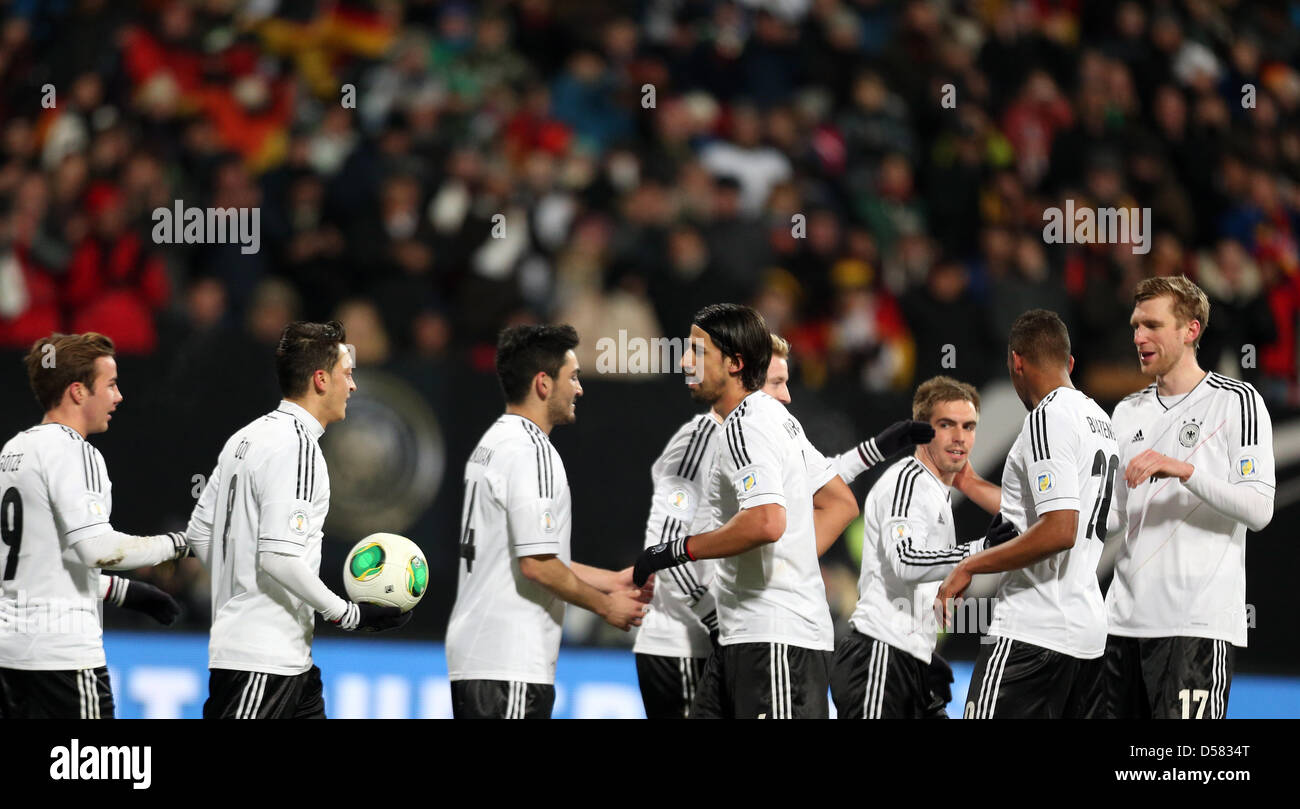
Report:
1085,451,1119,542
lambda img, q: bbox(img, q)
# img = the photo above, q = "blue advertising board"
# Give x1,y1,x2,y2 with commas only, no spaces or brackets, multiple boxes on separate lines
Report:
103,632,1300,718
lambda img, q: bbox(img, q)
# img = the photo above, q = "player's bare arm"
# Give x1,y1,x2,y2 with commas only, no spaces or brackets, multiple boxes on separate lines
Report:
572,562,654,603
934,509,1078,624
953,460,1002,515
519,554,648,631
813,475,859,557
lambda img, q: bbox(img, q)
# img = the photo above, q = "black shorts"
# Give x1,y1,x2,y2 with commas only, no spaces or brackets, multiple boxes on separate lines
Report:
830,630,944,718
636,653,709,719
1104,635,1235,719
0,666,114,718
204,665,326,719
692,642,831,719
965,636,1104,718
450,679,555,719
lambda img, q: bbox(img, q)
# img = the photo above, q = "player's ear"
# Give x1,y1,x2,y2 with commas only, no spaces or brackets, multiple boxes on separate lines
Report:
314,369,329,394
1067,354,1075,374
1187,319,1201,347
534,371,551,400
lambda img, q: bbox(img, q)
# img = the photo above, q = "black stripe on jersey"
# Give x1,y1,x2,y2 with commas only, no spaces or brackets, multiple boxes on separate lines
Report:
681,420,718,481
1030,392,1058,462
82,444,91,491
1208,374,1257,446
1030,410,1041,462
522,421,555,498
676,419,710,478
308,441,317,500
293,420,307,500
1121,384,1157,404
724,419,742,468
890,462,923,517
731,419,751,466
895,539,967,566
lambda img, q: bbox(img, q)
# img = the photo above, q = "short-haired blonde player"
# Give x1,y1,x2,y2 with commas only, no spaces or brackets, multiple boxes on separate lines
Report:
1104,276,1274,718
830,376,1017,718
0,333,189,718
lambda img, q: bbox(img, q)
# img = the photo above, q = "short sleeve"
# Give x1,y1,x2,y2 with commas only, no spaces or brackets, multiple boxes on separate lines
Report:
1024,404,1081,516
255,442,317,557
719,415,786,511
46,441,112,547
1228,386,1275,491
800,433,838,492
503,444,564,557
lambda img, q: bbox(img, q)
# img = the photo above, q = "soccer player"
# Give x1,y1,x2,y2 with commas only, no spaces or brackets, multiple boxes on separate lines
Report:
763,334,936,552
446,324,651,719
186,321,408,720
937,310,1118,718
1104,276,1274,718
633,334,930,718
0,333,190,718
831,376,1018,718
633,304,858,718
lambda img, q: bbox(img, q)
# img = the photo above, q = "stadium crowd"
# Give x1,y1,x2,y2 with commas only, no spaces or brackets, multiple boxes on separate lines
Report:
0,0,1298,413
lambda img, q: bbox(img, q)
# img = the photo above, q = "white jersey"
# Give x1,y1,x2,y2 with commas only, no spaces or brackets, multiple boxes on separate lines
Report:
446,414,572,685
1106,373,1274,646
632,413,722,659
850,456,978,663
706,391,836,651
0,424,112,670
187,402,330,675
990,387,1116,659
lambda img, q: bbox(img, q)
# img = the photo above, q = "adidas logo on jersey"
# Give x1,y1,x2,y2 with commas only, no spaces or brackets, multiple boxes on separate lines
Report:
1132,430,1144,442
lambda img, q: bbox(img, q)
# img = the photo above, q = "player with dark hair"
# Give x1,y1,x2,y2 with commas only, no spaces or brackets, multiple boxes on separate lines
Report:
940,309,1117,718
187,320,410,720
1104,276,1274,718
633,304,858,718
0,333,189,718
447,324,651,719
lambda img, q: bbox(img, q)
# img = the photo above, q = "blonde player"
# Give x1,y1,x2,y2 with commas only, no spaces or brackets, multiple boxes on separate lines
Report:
1104,276,1273,718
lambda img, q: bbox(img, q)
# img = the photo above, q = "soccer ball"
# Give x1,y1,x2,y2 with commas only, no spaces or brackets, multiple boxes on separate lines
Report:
343,533,428,612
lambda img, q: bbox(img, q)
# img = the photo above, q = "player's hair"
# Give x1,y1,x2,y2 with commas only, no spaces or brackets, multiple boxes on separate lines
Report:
24,332,116,412
912,375,980,422
770,334,790,359
276,320,348,398
495,324,580,404
692,303,770,391
1134,275,1210,349
1007,309,1071,367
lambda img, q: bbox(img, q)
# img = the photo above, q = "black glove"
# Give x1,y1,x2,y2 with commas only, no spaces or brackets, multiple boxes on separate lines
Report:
108,577,181,626
924,652,955,718
864,420,936,464
984,513,1019,548
334,602,412,632
633,537,692,587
